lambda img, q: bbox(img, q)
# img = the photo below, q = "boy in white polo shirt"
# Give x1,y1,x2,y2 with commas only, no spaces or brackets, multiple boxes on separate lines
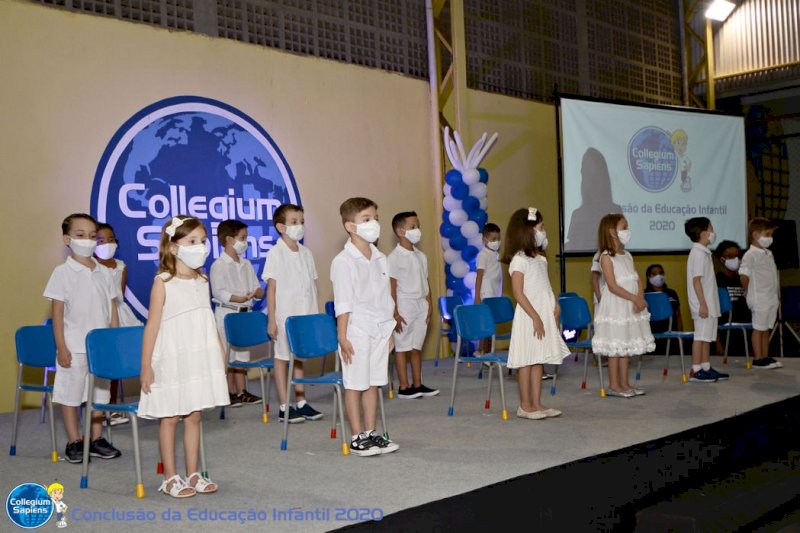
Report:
474,222,502,305
331,197,399,456
210,219,265,407
388,211,437,399
684,217,728,383
740,217,782,369
262,204,322,423
44,213,121,463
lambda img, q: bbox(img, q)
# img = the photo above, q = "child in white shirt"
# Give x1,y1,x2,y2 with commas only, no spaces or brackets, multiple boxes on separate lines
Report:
388,211,437,399
262,204,322,423
475,222,502,304
210,219,265,406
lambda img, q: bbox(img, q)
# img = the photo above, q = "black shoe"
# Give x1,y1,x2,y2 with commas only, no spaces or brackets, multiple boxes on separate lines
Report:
707,367,729,381
295,403,323,421
766,357,784,368
397,387,422,399
752,358,780,369
90,437,122,459
541,373,554,381
229,393,243,407
349,434,381,457
368,431,399,454
688,369,717,383
238,390,262,405
278,407,305,423
64,440,86,464
414,384,440,397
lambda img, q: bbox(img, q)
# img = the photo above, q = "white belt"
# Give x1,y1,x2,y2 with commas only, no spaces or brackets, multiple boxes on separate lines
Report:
219,302,251,312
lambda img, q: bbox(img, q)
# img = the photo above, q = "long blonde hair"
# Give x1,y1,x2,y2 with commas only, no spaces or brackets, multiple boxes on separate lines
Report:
158,215,208,280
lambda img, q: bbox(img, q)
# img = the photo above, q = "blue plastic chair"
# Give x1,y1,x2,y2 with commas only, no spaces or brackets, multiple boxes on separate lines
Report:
643,292,693,383
436,296,462,367
282,314,388,454
323,301,337,375
559,295,604,396
559,292,579,299
718,287,752,368
39,318,55,424
9,324,58,462
222,312,274,424
481,296,514,379
449,304,509,420
771,287,800,358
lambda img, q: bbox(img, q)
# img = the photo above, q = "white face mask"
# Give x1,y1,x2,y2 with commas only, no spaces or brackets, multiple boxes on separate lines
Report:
355,220,381,243
486,240,500,251
404,228,421,244
535,230,547,249
95,242,117,260
758,236,773,248
649,274,665,288
285,224,305,241
724,257,740,271
617,229,632,245
177,244,209,269
706,231,716,245
68,238,97,258
233,239,249,256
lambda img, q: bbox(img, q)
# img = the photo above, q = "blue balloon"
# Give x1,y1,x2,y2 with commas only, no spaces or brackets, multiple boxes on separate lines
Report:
461,245,479,262
469,210,488,228
462,195,480,212
451,183,469,200
478,168,489,183
449,234,467,251
446,276,464,291
444,264,452,278
445,169,463,187
440,222,458,239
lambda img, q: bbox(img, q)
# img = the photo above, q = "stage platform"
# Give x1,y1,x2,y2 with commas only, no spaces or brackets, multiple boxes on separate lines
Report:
1,353,798,531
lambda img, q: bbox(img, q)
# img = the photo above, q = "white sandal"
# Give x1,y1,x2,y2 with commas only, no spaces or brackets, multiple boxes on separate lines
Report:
188,472,218,494
158,475,196,498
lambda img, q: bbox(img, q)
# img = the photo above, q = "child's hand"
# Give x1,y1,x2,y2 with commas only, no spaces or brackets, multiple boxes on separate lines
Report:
533,316,545,339
57,347,72,368
394,314,406,333
388,336,395,353
633,297,647,314
339,338,355,365
699,302,709,319
141,365,155,394
268,320,278,341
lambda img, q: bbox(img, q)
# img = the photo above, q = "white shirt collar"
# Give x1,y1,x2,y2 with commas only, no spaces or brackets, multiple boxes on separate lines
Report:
394,243,417,255
692,242,711,254
748,244,772,257
345,240,381,262
66,256,101,272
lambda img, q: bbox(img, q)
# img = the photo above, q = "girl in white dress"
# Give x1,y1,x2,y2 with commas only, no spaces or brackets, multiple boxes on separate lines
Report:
504,208,570,420
591,214,655,398
139,216,230,498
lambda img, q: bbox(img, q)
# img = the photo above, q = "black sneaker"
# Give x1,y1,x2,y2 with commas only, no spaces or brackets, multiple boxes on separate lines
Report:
689,369,717,383
90,437,122,459
368,431,399,454
295,403,323,421
64,440,86,464
707,367,729,381
238,390,262,405
414,384,440,397
229,393,243,408
766,357,784,368
397,387,422,399
278,407,305,423
349,434,381,457
753,358,780,369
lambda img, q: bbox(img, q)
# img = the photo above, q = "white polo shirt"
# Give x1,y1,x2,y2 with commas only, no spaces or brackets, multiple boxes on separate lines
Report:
740,245,779,311
210,251,261,308
476,247,502,298
686,242,720,318
43,257,116,354
262,238,319,321
387,244,429,300
331,241,395,337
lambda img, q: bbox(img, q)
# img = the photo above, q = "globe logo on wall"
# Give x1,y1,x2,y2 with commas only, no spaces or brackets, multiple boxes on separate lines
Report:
627,126,678,193
5,483,53,529
91,96,300,318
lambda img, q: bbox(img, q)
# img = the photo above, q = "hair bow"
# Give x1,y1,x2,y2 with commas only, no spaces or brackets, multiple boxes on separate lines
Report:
165,217,184,237
527,207,538,221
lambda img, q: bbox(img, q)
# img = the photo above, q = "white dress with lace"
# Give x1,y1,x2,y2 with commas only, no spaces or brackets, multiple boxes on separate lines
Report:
591,251,655,357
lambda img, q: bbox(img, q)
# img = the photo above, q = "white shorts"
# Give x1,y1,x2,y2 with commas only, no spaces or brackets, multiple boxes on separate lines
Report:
751,306,777,331
393,298,429,352
215,308,251,363
341,325,392,391
273,321,291,362
693,317,719,343
53,352,110,407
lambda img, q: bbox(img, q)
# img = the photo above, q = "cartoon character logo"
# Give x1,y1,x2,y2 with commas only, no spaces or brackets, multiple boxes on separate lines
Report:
47,483,67,529
671,129,692,192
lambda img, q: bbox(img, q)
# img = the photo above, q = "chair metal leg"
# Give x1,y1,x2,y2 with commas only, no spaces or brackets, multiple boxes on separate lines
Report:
664,338,671,377
199,416,208,478
596,353,606,398
378,386,388,439
448,340,462,416
281,359,295,451
80,377,94,489
581,350,589,390
330,389,338,439
744,330,751,369
258,369,267,424
550,365,558,396
265,369,272,414
48,393,57,462
388,351,395,399
497,363,508,421
40,367,51,424
724,330,731,364
335,386,349,455
485,363,493,409
678,340,687,383
635,354,642,381
10,365,23,456
131,416,145,498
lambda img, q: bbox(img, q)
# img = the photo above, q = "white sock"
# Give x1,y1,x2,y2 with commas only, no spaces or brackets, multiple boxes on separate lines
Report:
296,400,307,409
280,404,286,411
701,362,711,371
364,430,374,438
692,364,702,373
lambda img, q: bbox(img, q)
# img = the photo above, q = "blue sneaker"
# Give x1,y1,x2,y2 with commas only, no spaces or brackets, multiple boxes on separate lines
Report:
295,403,323,421
707,368,729,381
689,369,717,383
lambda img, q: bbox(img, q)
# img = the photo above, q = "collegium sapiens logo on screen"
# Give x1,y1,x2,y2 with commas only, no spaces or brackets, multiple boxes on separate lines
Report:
627,126,678,193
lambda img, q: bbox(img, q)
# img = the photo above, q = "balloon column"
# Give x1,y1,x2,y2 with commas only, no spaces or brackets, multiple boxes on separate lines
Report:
440,127,498,303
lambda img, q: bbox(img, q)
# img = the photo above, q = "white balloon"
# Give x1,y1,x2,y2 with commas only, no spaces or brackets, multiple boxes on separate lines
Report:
448,209,468,226
462,168,480,185
443,184,452,197
441,237,450,250
451,260,469,278
444,249,460,264
443,196,461,212
460,221,480,239
469,182,487,199
468,234,484,247
463,271,477,290
479,197,488,210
